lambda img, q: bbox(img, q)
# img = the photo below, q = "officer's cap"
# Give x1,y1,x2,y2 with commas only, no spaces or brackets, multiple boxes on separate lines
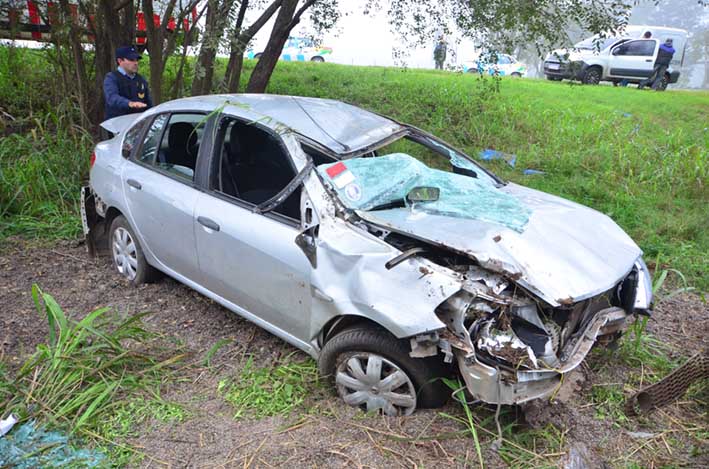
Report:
116,46,142,61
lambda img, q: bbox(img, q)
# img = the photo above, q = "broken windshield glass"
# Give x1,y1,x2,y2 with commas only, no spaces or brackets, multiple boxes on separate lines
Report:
317,153,531,232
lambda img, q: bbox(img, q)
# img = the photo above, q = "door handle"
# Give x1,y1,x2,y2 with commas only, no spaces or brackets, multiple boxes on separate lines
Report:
645,59,652,62
197,216,220,232
126,179,142,190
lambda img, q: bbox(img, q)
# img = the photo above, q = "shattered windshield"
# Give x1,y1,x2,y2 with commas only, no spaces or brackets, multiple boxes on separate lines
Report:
317,153,531,232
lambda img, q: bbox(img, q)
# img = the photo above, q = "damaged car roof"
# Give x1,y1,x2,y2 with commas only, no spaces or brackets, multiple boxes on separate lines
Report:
151,94,405,154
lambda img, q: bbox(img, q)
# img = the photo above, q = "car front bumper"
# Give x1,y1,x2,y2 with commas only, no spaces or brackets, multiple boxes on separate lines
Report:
457,306,629,404
543,60,585,80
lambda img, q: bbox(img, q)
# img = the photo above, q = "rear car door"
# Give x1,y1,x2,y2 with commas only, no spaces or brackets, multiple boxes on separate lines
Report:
609,39,658,78
122,112,208,281
193,116,312,344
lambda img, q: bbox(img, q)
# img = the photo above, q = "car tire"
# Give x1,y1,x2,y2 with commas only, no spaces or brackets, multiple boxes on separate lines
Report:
109,215,161,285
511,72,522,78
318,326,450,415
310,56,325,62
253,52,263,59
545,75,562,81
582,67,601,85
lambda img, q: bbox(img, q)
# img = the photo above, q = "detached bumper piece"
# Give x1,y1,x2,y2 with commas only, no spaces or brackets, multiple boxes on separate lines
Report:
80,186,98,258
625,349,708,415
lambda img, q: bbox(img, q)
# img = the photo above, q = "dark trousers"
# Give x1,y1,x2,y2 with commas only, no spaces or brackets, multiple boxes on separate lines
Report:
639,64,668,89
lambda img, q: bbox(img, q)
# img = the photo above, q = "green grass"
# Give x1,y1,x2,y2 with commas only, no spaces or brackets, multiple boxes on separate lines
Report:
1,46,707,290
0,120,92,240
94,398,187,466
218,354,320,419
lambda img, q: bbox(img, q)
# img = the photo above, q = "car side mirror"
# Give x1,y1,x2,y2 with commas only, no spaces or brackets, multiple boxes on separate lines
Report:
406,186,440,204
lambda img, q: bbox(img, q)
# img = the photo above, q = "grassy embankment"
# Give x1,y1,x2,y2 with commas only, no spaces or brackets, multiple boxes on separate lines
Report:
1,47,707,290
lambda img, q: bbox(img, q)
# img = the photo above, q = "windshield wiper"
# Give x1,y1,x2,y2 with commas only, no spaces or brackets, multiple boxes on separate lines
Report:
369,200,406,211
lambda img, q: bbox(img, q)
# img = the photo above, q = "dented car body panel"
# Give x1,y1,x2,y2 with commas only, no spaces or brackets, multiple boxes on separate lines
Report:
85,94,653,409
356,182,642,307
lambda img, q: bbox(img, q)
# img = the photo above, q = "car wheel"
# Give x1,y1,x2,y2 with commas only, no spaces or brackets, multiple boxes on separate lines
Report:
253,52,263,59
511,72,522,78
545,75,561,81
110,215,160,285
582,67,601,85
310,56,325,62
319,326,449,415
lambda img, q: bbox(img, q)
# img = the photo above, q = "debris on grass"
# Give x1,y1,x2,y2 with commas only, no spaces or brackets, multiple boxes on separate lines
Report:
0,421,105,468
478,149,516,167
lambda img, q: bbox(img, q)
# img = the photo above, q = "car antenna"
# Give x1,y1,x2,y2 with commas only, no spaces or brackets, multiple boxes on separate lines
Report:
291,97,351,153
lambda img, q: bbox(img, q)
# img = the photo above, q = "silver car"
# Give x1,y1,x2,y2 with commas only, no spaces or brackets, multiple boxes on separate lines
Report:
82,94,653,416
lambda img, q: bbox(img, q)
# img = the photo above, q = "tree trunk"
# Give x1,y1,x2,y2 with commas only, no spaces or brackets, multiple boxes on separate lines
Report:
246,0,312,93
59,0,92,128
191,0,219,96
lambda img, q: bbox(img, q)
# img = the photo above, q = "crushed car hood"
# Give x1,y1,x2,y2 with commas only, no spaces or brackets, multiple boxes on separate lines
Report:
357,183,642,306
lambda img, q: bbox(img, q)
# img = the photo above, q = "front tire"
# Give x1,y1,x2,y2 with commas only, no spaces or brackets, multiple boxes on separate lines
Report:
546,75,562,81
109,215,160,285
319,326,449,415
310,56,325,62
253,52,263,59
582,66,601,85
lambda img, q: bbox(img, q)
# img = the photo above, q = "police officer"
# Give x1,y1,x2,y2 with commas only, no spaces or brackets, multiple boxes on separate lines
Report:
103,46,152,120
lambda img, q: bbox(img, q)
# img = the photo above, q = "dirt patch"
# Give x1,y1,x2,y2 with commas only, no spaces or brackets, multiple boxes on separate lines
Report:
1,237,707,468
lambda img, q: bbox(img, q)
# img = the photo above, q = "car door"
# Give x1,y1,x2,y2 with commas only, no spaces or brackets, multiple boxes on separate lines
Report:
609,39,658,78
122,112,208,281
193,116,312,343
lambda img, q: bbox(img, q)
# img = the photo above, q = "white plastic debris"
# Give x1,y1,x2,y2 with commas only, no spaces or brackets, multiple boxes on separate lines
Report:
0,414,18,437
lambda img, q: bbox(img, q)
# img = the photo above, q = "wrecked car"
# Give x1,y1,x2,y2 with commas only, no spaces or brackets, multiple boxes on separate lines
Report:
82,94,653,416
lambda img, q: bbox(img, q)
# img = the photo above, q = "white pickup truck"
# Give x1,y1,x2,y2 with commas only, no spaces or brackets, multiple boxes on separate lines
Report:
543,26,688,90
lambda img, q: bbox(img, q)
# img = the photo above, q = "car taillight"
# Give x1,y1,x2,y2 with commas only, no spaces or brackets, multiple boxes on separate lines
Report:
90,151,96,168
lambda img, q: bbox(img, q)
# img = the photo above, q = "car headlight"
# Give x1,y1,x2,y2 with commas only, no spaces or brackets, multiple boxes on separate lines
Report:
634,258,653,314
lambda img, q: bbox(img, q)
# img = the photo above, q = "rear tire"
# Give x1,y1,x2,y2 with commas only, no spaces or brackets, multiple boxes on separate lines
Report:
546,75,562,81
511,72,522,78
109,215,161,285
253,52,263,59
319,326,450,414
310,56,325,62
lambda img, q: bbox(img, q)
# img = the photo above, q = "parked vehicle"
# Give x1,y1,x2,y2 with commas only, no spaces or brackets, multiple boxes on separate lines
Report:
543,25,688,89
83,95,653,415
463,53,527,77
248,36,332,62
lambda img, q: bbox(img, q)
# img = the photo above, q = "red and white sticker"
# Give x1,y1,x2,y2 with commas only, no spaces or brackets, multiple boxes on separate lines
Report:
325,162,355,189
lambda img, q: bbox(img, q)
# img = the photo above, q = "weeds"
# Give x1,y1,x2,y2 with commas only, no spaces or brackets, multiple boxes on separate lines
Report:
0,285,185,465
440,378,566,468
590,383,629,426
219,354,320,419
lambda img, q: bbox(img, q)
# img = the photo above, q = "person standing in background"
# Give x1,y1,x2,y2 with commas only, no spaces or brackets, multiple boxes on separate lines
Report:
434,36,447,70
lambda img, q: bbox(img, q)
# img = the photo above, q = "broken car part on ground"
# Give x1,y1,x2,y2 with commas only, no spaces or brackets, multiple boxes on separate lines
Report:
82,94,653,416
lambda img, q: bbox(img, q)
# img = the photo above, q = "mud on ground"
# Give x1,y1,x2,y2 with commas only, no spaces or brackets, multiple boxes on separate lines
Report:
1,237,707,468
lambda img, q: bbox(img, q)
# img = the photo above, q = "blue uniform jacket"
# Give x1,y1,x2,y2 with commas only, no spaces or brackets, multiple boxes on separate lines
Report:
103,70,152,120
